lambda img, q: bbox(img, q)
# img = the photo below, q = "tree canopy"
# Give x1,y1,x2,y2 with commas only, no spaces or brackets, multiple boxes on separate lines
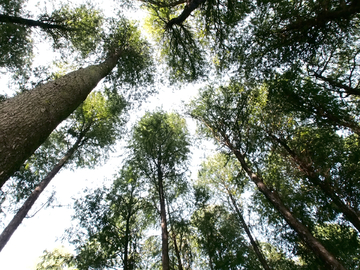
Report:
0,0,360,269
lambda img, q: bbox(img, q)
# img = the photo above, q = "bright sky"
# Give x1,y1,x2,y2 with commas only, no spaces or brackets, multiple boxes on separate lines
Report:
0,90,212,270
0,0,216,269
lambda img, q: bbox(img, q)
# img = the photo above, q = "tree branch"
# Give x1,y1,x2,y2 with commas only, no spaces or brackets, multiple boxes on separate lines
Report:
0,13,73,32
313,72,360,96
166,0,207,28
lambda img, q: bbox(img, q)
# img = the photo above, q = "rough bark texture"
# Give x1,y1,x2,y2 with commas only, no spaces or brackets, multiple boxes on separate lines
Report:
0,133,83,252
0,52,121,187
271,134,360,233
226,189,271,270
222,135,346,270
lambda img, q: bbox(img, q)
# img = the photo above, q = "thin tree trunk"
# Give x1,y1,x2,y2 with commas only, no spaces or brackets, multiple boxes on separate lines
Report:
226,189,271,270
0,14,72,31
0,51,122,187
222,135,346,270
157,161,170,270
270,133,360,233
167,203,184,270
0,132,84,252
194,114,345,269
124,210,131,270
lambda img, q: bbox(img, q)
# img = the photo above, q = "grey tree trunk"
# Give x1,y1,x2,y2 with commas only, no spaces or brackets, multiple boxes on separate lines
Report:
0,51,121,187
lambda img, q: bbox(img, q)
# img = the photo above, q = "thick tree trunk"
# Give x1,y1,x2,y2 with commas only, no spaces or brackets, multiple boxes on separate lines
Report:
226,189,271,270
271,134,360,233
221,135,346,270
0,133,83,252
157,162,170,270
0,14,72,31
0,51,121,187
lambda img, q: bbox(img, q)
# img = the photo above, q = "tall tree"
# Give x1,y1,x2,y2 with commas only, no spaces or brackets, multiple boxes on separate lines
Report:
68,163,149,270
0,91,127,252
198,153,272,270
0,18,153,187
188,83,347,269
129,110,191,270
192,204,260,270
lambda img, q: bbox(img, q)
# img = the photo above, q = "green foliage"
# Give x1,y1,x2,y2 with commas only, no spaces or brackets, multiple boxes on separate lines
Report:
0,0,32,71
192,205,259,270
143,3,207,83
0,2,104,72
69,163,149,269
104,17,155,101
140,235,162,269
35,246,77,270
297,224,360,269
1,91,127,211
187,78,360,268
47,4,104,57
130,110,190,182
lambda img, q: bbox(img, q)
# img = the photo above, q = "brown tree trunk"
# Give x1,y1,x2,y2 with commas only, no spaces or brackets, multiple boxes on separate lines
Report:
124,208,131,270
0,133,84,252
221,134,346,270
271,134,360,233
0,51,122,187
226,189,271,270
157,161,170,270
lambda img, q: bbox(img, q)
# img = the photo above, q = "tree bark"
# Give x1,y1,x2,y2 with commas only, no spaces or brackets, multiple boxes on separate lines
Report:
0,14,72,31
270,133,360,233
0,51,122,187
0,132,84,252
157,160,170,270
226,188,271,270
216,131,346,270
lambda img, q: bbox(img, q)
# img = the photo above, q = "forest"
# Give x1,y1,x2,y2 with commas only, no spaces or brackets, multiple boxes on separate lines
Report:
0,0,360,269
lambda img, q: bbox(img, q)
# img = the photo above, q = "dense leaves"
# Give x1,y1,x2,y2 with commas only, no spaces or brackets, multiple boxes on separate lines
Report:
2,0,360,269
